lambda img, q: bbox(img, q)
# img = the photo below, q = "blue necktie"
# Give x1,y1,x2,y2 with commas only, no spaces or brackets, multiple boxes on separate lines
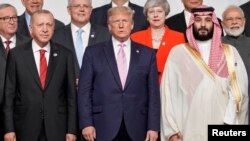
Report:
76,29,84,67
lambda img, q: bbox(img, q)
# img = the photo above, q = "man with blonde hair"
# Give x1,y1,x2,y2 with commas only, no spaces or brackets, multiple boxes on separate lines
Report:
78,6,160,141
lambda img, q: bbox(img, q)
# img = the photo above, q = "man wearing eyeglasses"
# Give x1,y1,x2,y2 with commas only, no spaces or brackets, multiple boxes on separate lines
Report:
0,4,29,141
17,0,64,38
53,0,110,86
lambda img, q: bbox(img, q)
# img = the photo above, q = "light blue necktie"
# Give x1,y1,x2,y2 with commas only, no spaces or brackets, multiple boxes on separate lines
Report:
76,29,84,67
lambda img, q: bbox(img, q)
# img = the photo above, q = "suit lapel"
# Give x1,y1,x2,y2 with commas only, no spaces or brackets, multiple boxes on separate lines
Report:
180,12,187,32
104,40,123,88
22,41,41,88
66,25,80,71
124,41,139,90
18,13,31,37
88,25,96,46
0,41,7,59
44,42,59,89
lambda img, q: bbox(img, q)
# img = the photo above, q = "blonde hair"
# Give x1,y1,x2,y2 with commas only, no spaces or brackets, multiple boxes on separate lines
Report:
107,6,134,23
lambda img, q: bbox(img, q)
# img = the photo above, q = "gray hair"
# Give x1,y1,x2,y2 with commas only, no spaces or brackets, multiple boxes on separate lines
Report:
143,0,170,16
222,5,245,20
0,3,17,13
107,6,134,23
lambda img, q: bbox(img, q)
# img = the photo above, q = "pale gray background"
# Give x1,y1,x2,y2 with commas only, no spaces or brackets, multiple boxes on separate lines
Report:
1,0,249,24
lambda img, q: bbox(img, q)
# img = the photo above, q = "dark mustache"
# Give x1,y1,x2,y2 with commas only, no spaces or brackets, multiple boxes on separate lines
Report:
198,28,209,32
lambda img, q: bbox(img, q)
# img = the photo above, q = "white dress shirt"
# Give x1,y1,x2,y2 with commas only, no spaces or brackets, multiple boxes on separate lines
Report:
112,37,131,73
32,40,50,74
0,35,17,50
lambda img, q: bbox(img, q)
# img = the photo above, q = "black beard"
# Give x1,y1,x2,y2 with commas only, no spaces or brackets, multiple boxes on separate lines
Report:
193,26,214,41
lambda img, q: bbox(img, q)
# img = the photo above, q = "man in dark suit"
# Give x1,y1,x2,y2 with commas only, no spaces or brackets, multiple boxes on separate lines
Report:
53,0,110,84
3,10,77,141
78,6,160,141
0,4,30,141
240,1,250,37
165,0,203,35
90,0,148,33
17,0,64,37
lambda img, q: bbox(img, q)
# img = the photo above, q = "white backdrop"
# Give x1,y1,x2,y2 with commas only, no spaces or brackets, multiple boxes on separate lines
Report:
1,0,249,24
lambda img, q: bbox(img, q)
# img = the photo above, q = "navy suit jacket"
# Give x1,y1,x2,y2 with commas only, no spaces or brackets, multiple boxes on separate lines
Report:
77,39,160,141
17,12,65,37
90,2,148,33
240,2,250,37
52,24,111,78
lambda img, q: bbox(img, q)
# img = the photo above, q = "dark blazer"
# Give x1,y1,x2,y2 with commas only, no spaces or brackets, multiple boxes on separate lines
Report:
240,2,250,37
17,12,65,37
0,34,30,141
90,2,148,33
222,35,250,124
165,11,223,40
78,39,160,141
52,23,111,78
3,41,77,141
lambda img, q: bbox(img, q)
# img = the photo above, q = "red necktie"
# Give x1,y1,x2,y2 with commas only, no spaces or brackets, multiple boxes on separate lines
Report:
5,40,11,54
39,49,47,89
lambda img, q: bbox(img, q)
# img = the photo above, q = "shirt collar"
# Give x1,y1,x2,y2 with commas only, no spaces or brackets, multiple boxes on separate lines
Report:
32,39,50,53
71,22,91,34
112,36,131,48
25,12,31,26
0,34,17,44
112,1,129,7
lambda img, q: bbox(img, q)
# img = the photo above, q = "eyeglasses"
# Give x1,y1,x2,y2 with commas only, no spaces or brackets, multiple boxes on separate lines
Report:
69,4,91,9
0,16,18,22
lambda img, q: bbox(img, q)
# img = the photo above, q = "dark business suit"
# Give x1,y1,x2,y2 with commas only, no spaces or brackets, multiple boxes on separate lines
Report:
17,12,65,37
52,23,111,78
78,39,160,141
240,2,250,37
90,2,148,33
165,11,223,40
0,34,30,141
3,41,77,141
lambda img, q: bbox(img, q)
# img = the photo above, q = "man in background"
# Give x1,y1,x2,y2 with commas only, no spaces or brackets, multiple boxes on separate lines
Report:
90,0,148,33
53,0,110,85
17,0,64,37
